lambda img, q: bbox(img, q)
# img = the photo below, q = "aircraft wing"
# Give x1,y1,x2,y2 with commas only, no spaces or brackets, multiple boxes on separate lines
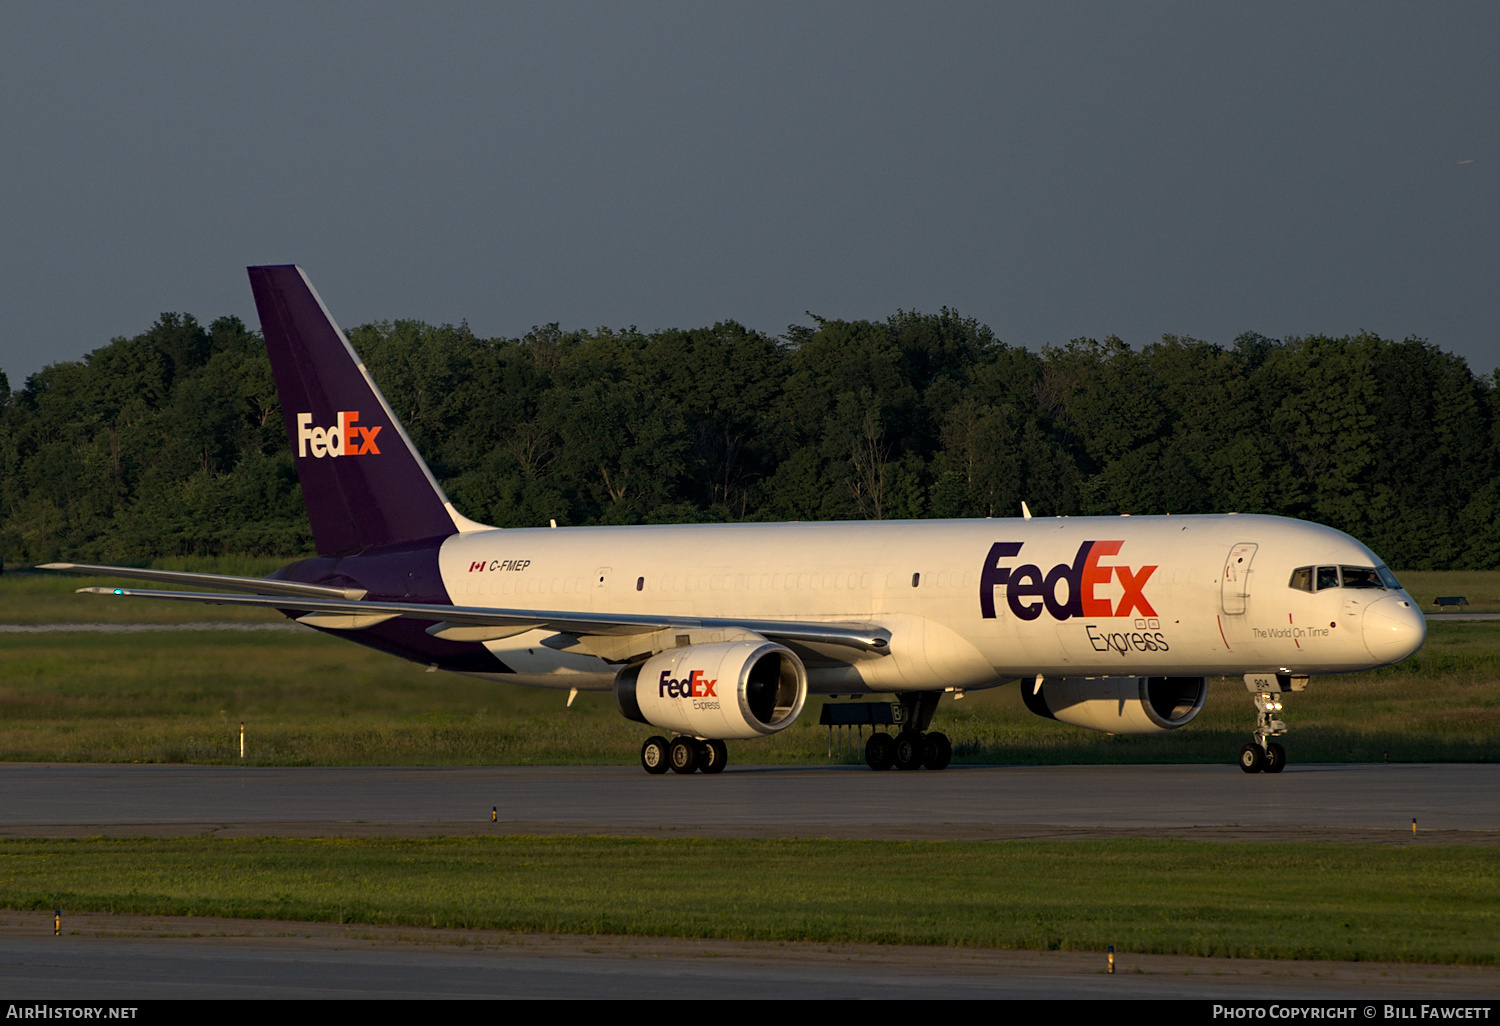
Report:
38,563,367,600
66,585,893,654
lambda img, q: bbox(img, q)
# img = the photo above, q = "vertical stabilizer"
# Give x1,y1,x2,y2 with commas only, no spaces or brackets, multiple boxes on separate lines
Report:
248,265,468,554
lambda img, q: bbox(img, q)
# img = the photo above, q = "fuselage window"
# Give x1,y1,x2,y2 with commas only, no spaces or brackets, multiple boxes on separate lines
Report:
636,576,644,591
1289,567,1313,592
1315,566,1340,591
911,573,921,588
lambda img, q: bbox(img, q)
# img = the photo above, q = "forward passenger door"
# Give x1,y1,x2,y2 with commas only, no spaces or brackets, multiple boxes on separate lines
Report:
1221,543,1258,615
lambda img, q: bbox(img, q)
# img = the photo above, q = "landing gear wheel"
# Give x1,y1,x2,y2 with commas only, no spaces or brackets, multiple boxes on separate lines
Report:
700,739,728,774
1239,743,1267,774
894,731,925,771
865,732,896,770
668,736,699,774
1264,742,1286,774
922,731,952,770
641,736,670,775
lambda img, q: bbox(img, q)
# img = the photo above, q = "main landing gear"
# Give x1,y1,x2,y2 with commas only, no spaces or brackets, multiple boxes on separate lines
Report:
865,729,952,771
864,691,953,771
1240,676,1300,774
640,735,727,775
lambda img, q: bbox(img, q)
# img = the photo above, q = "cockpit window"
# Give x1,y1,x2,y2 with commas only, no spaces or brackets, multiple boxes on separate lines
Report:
1290,564,1392,592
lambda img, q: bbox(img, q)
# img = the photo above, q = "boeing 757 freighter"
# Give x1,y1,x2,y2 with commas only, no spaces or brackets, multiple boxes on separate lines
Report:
44,266,1427,774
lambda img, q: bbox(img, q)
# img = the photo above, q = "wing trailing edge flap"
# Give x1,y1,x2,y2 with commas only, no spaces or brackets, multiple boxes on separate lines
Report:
70,587,893,654
424,622,541,642
298,612,402,630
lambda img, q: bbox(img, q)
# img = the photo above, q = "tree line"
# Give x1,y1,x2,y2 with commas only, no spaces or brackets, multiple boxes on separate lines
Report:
2,309,1497,569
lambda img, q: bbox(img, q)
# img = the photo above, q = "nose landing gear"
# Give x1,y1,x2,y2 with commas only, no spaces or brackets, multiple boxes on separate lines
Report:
1240,674,1304,774
1239,691,1288,774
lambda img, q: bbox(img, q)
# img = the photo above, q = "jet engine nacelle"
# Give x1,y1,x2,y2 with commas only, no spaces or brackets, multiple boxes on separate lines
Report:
614,640,808,740
1022,675,1207,734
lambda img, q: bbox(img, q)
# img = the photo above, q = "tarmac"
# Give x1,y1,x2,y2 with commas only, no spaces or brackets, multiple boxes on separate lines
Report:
1,762,1497,999
0,761,1495,843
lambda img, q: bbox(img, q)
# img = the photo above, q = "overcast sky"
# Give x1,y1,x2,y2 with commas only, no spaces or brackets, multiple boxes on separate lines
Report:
2,2,1496,386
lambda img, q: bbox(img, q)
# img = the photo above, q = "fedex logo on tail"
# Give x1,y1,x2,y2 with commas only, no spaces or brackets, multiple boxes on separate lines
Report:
296,412,383,458
980,540,1158,622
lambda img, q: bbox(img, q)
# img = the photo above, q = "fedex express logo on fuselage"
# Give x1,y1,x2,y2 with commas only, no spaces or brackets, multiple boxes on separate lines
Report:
980,540,1158,621
296,412,383,458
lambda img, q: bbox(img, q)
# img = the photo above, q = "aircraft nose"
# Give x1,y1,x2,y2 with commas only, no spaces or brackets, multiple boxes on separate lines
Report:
1362,594,1426,664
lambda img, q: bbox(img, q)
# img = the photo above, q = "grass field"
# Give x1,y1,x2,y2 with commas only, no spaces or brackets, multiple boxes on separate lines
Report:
1,570,1496,765
1392,571,1500,613
3,836,1496,964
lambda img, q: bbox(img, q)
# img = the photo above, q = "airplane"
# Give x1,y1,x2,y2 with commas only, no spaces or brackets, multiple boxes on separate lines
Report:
42,265,1428,776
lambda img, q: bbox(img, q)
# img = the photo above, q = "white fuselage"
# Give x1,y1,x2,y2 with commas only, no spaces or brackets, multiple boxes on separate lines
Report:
435,513,1426,692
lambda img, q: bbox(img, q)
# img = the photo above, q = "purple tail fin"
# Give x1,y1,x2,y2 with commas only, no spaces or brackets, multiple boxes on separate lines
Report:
248,265,462,555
